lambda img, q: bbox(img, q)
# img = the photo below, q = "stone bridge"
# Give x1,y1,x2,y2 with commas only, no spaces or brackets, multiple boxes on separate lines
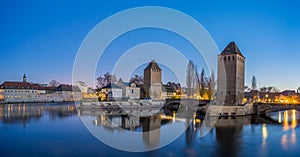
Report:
254,103,300,115
165,99,210,107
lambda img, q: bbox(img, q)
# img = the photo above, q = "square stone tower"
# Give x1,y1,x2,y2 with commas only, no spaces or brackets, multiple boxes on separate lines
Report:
143,60,162,100
217,42,245,105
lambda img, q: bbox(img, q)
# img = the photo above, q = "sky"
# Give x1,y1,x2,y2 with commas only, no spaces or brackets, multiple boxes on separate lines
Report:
0,0,299,90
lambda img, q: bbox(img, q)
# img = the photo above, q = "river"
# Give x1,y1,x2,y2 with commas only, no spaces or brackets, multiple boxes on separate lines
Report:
0,103,299,157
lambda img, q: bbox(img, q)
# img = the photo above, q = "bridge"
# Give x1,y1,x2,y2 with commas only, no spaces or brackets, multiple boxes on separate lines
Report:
254,103,300,115
165,99,210,107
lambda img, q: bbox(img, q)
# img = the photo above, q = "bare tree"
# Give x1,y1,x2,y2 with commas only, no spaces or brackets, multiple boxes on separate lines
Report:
186,61,196,98
96,72,117,89
260,86,279,93
48,80,60,87
130,74,143,85
207,70,216,100
199,68,205,98
251,76,257,90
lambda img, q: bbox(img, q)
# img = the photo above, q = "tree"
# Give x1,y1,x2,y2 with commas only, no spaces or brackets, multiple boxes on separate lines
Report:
297,87,300,94
207,70,216,100
259,86,279,93
186,61,196,97
244,86,251,92
48,80,60,87
130,75,143,85
96,72,117,89
199,68,205,98
251,76,257,90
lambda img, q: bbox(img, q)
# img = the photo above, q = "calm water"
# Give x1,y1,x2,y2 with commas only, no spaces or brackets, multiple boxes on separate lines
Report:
0,103,299,157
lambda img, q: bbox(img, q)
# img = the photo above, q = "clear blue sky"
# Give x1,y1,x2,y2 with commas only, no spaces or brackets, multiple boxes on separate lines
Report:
0,0,299,90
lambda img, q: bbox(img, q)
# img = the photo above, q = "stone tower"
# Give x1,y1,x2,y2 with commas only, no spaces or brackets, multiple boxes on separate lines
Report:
143,60,162,100
217,42,245,105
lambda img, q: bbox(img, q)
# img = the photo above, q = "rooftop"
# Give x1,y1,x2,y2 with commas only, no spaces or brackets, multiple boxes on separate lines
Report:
144,60,161,71
221,42,245,58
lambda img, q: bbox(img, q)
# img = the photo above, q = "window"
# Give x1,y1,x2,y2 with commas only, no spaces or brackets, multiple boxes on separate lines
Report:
228,56,230,61
224,56,226,61
233,56,235,60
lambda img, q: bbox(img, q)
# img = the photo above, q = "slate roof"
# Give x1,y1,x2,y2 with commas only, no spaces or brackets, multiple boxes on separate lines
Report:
145,60,161,71
0,81,80,92
102,83,122,89
162,85,176,93
221,42,245,58
57,84,81,92
0,81,42,90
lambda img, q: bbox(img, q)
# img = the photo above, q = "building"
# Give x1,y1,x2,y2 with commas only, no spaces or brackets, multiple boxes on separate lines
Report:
56,84,81,102
162,84,177,99
0,75,81,103
143,60,163,100
75,81,89,93
217,42,245,105
117,79,140,100
0,81,47,103
100,83,122,101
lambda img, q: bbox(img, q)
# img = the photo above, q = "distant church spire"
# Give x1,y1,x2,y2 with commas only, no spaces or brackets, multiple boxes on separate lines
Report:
23,74,27,82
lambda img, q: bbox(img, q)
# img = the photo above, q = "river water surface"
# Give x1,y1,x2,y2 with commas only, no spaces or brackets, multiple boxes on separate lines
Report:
0,103,299,157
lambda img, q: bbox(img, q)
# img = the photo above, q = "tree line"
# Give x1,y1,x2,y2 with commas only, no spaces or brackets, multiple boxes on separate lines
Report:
186,61,215,100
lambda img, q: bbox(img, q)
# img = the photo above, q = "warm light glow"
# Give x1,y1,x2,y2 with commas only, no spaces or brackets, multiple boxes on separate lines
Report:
195,119,201,123
172,111,176,121
281,134,288,150
94,119,98,126
283,111,289,131
278,112,282,123
262,124,268,146
291,110,297,129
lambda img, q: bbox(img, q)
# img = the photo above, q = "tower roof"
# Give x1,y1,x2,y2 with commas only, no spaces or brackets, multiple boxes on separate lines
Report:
221,42,244,58
145,60,161,71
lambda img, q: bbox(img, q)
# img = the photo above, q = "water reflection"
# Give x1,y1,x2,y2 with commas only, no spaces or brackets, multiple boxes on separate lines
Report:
1,103,300,156
142,114,161,146
262,124,268,146
0,103,77,127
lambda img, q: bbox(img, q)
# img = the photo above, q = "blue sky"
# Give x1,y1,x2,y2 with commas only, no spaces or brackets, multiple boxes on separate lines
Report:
0,0,299,90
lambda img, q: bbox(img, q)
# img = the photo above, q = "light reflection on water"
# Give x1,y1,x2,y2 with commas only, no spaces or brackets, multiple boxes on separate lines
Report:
0,103,300,157
268,109,299,151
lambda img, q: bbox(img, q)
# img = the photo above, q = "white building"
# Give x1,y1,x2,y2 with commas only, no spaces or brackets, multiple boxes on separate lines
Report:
75,81,89,93
118,80,140,100
100,83,122,101
0,81,49,103
0,75,81,103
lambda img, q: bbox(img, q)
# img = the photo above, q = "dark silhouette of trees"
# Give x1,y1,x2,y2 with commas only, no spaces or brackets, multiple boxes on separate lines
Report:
186,61,216,100
186,61,196,97
96,72,117,90
129,75,143,85
48,80,60,87
200,68,205,98
251,76,257,90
